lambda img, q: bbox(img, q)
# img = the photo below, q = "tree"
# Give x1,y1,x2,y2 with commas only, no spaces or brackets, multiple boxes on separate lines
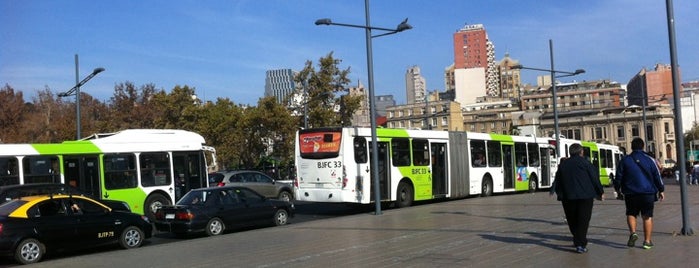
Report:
107,82,161,130
237,96,296,168
0,85,26,143
294,52,363,128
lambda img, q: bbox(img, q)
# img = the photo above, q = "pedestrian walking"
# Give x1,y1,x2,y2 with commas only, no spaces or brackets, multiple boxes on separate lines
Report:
614,137,665,249
553,143,604,253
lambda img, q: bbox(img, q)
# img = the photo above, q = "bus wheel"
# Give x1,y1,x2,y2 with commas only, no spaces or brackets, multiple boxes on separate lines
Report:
481,177,493,197
145,194,170,221
396,182,413,208
528,175,538,193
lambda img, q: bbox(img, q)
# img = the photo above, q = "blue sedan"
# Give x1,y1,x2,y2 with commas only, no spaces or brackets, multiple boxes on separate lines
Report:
154,186,294,236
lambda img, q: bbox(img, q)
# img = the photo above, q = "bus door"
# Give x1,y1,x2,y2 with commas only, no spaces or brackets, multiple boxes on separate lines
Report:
173,151,207,201
502,144,515,189
369,142,390,202
63,155,100,197
539,147,552,187
431,142,447,197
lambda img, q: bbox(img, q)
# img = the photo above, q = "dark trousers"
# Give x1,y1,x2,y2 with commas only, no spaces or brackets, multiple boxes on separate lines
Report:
561,198,594,247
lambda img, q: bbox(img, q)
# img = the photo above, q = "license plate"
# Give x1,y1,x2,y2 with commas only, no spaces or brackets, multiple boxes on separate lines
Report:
165,214,175,219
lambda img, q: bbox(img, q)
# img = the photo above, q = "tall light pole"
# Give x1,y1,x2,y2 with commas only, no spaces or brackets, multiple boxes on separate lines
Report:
315,0,412,215
512,40,585,155
666,0,692,235
58,56,105,140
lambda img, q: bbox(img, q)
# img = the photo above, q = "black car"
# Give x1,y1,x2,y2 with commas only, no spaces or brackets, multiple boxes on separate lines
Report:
154,186,294,236
0,194,153,265
0,183,131,212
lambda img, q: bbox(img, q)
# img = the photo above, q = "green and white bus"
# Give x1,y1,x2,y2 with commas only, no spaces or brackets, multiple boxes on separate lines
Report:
552,138,623,186
0,129,217,220
294,127,556,207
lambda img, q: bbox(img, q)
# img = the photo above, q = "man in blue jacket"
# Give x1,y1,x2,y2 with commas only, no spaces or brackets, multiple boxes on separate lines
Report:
554,143,604,253
614,138,665,249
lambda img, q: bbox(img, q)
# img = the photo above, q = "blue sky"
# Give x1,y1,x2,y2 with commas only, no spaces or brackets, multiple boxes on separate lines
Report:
2,0,697,106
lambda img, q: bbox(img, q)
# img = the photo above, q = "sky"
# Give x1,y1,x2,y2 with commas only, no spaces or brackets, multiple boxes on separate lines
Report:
2,0,698,106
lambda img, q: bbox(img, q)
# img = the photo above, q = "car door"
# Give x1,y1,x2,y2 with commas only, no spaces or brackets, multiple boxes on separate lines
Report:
236,187,274,222
30,199,78,248
217,188,256,227
247,172,276,198
68,198,119,246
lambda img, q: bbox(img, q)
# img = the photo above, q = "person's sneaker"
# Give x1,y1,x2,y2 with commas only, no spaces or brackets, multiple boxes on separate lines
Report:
576,246,588,253
627,233,638,247
642,241,654,249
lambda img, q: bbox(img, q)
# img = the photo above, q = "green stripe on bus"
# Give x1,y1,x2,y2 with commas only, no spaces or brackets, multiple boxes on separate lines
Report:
31,142,102,154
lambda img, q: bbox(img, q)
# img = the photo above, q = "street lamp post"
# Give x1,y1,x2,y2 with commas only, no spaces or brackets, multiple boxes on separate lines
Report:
58,56,105,140
512,40,585,156
315,0,412,215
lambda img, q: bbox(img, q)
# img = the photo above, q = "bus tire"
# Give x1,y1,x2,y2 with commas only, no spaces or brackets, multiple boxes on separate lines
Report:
396,182,413,208
145,194,171,221
481,177,493,197
528,174,538,193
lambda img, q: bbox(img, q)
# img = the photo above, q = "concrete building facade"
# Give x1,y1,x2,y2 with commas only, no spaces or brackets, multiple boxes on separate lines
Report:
405,66,427,104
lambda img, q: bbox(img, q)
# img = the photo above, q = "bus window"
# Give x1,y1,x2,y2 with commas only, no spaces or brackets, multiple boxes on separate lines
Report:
104,154,137,190
591,151,599,168
583,147,591,162
354,137,368,164
412,139,429,166
600,149,608,168
470,140,486,167
391,138,411,167
22,156,60,184
528,143,540,166
140,153,172,187
515,142,528,167
0,157,20,186
487,140,502,167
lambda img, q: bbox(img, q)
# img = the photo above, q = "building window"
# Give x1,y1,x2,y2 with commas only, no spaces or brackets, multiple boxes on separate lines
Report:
389,111,394,118
399,110,404,117
573,129,581,140
631,124,639,137
664,122,670,134
442,117,448,126
647,124,654,141
617,125,625,140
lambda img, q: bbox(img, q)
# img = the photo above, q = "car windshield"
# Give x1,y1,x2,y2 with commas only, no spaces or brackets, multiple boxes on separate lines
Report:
177,190,216,206
0,199,28,216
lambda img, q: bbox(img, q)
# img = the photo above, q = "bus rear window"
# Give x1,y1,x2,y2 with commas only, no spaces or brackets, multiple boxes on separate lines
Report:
299,131,342,159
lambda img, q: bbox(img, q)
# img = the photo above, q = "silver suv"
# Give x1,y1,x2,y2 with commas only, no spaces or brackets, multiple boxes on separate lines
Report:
208,170,293,202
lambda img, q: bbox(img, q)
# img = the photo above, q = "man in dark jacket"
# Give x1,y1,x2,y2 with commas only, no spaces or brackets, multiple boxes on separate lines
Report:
554,143,604,253
614,137,665,249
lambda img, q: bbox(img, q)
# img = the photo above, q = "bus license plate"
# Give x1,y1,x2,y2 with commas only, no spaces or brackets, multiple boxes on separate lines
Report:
165,214,175,219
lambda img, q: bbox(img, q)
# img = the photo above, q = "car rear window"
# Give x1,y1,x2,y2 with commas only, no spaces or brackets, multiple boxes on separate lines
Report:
0,199,28,216
208,173,224,184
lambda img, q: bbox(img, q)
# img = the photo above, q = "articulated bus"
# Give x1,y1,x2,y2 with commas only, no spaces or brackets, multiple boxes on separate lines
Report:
552,138,623,186
0,129,217,220
294,127,556,207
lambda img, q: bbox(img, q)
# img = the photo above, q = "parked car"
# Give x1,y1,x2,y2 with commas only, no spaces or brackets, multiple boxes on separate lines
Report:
208,170,294,202
153,186,294,237
0,194,152,265
0,183,131,212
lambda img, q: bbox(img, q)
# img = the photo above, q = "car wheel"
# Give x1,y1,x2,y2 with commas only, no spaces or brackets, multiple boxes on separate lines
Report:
145,194,171,221
273,209,289,226
278,191,292,202
119,226,145,249
15,238,45,265
206,218,225,236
